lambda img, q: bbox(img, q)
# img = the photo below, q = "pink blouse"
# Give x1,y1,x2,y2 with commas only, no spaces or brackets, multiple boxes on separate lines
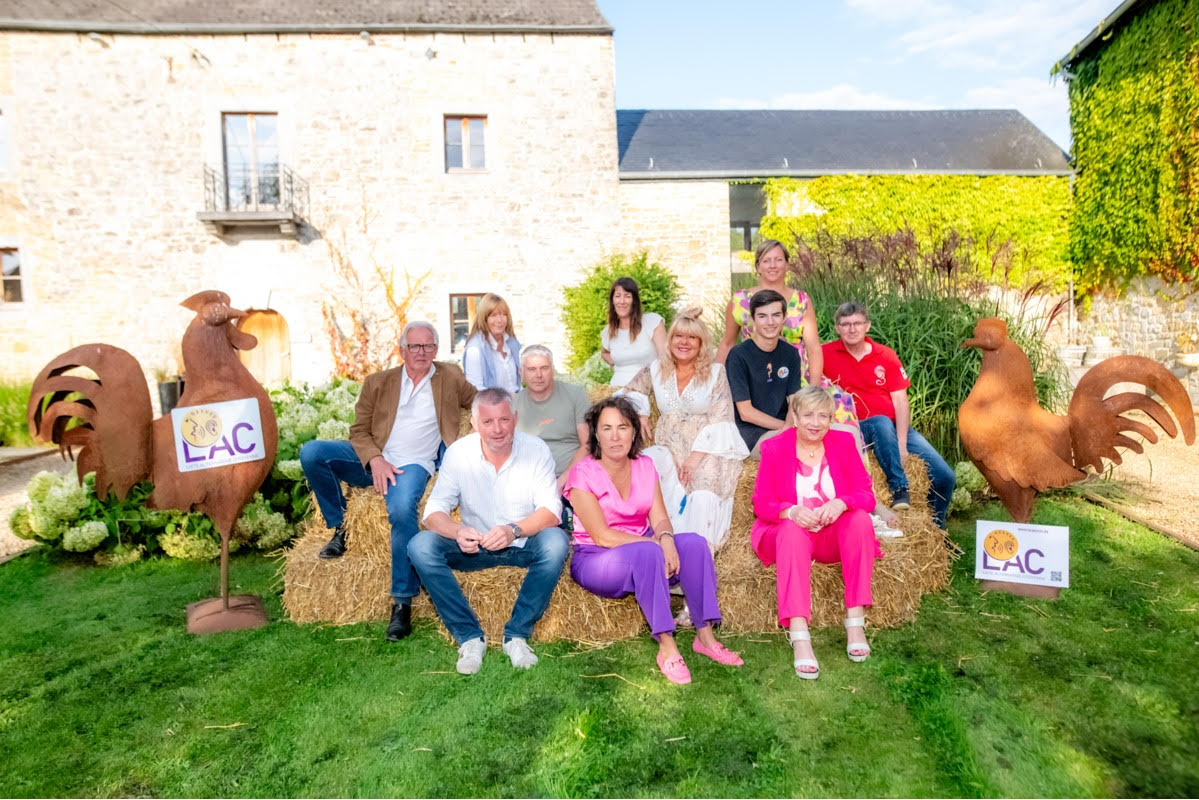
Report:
563,455,659,546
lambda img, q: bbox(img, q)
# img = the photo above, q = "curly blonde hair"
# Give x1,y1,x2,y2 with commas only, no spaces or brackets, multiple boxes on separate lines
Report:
659,307,714,380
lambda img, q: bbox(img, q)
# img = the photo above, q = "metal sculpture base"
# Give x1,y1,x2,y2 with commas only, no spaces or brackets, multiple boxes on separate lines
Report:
979,579,1061,600
187,595,268,634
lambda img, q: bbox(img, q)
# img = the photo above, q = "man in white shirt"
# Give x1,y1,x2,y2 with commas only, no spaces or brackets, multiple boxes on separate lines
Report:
408,387,570,675
299,321,476,643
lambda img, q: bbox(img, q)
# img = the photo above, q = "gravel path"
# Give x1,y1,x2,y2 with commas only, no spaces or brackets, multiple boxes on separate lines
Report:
0,449,72,560
1098,412,1199,550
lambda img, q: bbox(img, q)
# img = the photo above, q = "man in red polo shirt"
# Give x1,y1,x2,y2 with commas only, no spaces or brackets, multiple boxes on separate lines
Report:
821,301,955,528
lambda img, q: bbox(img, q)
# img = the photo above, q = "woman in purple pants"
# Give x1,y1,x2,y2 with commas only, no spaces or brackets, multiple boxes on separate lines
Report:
565,396,743,684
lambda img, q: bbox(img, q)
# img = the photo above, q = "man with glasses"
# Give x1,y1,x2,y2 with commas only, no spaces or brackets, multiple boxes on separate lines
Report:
821,302,955,528
300,320,476,641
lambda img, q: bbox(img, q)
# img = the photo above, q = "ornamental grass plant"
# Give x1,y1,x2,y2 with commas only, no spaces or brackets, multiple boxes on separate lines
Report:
787,228,1070,464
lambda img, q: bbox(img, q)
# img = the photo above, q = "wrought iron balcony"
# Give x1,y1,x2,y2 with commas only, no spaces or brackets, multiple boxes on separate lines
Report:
197,164,309,236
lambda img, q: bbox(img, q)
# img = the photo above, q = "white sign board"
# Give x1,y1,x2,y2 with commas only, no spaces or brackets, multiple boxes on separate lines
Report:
171,398,267,473
974,520,1070,588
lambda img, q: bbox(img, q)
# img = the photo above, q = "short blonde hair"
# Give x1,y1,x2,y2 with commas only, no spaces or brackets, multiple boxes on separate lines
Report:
469,293,515,340
660,307,713,380
788,385,836,418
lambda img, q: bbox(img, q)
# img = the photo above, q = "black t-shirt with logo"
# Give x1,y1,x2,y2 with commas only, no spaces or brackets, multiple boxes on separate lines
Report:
726,338,803,450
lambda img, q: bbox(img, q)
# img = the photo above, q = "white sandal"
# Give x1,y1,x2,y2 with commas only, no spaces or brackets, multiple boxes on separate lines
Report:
844,615,871,663
787,629,820,680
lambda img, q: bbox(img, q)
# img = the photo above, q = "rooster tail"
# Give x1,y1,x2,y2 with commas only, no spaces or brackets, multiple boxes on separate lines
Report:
1068,355,1196,472
26,344,154,500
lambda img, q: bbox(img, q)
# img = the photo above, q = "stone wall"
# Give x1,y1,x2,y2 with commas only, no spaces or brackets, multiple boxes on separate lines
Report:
616,179,731,325
1071,277,1199,403
0,29,619,403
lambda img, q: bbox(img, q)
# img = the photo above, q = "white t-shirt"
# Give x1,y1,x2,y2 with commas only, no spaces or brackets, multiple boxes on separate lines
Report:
602,311,663,387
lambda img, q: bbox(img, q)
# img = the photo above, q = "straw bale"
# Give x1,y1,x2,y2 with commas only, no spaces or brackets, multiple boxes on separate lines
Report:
282,484,646,644
719,451,954,630
282,409,952,641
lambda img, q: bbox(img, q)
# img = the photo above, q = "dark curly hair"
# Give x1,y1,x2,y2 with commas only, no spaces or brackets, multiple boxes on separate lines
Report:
584,396,644,460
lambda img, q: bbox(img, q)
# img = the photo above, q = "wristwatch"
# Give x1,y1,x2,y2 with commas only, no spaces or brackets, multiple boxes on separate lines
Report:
507,522,525,539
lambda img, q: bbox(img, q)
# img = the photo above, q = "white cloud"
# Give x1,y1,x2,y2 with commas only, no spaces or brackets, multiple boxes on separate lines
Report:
849,0,1112,70
714,82,928,110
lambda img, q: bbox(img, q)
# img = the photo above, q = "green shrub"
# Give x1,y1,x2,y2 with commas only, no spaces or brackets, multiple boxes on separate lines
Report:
0,380,35,447
790,228,1070,464
949,461,989,514
560,253,681,370
571,351,614,387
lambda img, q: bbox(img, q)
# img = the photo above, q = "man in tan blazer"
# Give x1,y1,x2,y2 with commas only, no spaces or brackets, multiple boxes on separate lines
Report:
300,320,476,641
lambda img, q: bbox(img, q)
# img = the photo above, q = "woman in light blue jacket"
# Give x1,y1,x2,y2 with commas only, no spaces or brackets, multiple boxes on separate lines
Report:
462,293,522,393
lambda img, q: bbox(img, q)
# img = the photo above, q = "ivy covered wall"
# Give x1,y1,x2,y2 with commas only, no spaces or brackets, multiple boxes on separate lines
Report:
758,175,1072,288
1064,0,1199,292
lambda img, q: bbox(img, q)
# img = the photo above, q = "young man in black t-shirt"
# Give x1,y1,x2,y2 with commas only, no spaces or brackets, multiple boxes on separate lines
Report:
726,290,804,452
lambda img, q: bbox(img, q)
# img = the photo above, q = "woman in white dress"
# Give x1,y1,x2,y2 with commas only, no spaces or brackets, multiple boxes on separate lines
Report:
462,293,522,393
621,308,749,552
601,277,667,387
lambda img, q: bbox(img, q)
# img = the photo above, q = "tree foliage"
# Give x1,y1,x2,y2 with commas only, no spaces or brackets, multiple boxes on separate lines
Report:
560,253,680,370
759,175,1072,289
1062,0,1199,292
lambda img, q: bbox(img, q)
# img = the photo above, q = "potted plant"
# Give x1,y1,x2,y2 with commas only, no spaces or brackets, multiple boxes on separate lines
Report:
1175,324,1199,369
153,363,185,415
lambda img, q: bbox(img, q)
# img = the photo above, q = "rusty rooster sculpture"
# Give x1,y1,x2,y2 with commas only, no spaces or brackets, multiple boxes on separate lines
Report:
959,317,1195,523
28,290,278,633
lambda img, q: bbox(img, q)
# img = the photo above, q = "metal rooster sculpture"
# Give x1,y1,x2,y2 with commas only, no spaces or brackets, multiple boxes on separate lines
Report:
959,317,1195,523
28,290,278,633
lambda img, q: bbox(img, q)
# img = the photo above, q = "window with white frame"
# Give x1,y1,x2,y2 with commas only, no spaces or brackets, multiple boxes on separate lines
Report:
444,116,486,171
222,112,280,209
449,293,485,352
1,248,22,303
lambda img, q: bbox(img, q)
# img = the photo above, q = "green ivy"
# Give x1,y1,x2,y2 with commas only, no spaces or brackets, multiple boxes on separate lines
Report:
759,175,1072,288
560,253,680,370
1063,0,1199,291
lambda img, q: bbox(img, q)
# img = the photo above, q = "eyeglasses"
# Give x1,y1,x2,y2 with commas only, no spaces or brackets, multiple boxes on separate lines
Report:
405,343,437,353
836,321,867,329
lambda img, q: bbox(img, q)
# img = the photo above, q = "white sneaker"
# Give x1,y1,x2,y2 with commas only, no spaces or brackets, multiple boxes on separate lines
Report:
871,513,904,539
456,637,486,675
502,637,539,669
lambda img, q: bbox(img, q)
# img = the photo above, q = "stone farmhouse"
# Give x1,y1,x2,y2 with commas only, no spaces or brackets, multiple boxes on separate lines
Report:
0,1,1067,397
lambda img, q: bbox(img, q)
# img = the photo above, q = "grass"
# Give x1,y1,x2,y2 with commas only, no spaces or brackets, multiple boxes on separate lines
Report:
1,498,1197,797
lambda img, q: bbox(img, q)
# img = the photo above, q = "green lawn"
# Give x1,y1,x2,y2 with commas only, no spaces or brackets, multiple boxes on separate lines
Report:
2,498,1197,798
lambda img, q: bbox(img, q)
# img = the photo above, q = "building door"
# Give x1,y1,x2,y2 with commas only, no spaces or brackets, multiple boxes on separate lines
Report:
237,309,291,385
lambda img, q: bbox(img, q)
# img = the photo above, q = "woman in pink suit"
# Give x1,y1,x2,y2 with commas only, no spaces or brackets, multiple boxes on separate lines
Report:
752,386,882,680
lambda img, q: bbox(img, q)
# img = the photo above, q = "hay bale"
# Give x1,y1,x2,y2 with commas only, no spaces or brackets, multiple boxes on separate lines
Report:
282,415,952,641
282,483,646,646
719,451,954,630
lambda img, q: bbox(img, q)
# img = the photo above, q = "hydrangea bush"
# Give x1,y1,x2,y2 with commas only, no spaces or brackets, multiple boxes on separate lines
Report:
7,378,361,565
949,461,990,514
7,472,293,564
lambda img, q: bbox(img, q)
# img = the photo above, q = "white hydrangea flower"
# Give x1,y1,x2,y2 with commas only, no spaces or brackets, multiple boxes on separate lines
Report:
159,531,220,561
42,479,90,523
63,520,109,552
317,418,350,441
275,459,305,481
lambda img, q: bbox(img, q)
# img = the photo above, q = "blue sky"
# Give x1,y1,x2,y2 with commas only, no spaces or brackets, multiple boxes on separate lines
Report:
595,0,1116,151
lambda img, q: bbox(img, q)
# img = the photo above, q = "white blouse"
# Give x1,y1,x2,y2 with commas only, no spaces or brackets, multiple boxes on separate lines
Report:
621,361,749,460
602,311,663,387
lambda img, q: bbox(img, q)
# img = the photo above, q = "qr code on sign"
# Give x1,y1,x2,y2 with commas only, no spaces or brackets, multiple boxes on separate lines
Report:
1050,571,1062,582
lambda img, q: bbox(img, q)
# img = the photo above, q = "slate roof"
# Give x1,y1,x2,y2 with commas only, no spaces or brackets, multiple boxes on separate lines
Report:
616,109,1070,178
0,0,611,33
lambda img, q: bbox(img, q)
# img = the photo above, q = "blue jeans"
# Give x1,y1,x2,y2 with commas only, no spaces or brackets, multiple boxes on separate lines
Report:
407,527,570,644
859,416,955,528
299,439,432,600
